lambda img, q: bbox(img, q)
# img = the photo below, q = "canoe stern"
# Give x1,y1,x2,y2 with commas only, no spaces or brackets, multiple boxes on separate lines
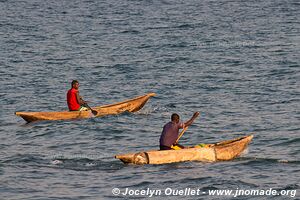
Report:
115,152,149,165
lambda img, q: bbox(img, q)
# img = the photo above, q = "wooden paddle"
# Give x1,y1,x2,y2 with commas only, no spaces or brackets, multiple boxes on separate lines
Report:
175,126,189,144
174,112,200,144
79,96,98,115
83,103,98,116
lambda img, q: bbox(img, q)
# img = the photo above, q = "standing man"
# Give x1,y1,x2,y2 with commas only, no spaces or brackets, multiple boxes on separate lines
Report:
67,80,88,111
159,112,200,150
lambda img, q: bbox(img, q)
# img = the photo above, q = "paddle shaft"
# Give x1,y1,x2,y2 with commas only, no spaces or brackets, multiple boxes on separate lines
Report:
175,126,189,144
175,112,200,144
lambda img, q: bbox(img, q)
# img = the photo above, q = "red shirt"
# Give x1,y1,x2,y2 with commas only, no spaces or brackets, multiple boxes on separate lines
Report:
67,88,80,111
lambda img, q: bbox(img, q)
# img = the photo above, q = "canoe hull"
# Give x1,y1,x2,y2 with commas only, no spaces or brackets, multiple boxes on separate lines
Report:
15,93,155,123
115,135,253,165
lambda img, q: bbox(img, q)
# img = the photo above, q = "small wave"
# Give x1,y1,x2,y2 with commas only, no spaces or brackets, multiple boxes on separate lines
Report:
2,153,124,171
271,138,300,146
281,184,299,190
2,154,46,165
120,30,141,34
127,181,157,188
135,108,153,115
173,24,196,29
238,157,300,165
51,159,63,165
49,157,124,171
199,179,259,191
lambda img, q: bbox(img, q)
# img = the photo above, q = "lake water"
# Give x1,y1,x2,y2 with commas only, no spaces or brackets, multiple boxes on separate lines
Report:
1,0,299,199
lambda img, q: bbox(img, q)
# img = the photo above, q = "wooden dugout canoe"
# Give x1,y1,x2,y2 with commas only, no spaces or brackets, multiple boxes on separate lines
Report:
15,93,156,123
115,135,253,165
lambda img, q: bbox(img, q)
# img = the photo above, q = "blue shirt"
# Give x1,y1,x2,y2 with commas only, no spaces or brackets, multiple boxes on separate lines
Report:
159,121,185,147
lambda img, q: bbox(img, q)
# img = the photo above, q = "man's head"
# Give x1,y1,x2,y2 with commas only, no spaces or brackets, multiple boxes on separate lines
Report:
171,113,180,123
71,80,79,89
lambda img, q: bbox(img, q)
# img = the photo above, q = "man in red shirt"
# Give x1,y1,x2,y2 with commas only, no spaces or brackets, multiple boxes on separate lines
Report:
67,80,88,111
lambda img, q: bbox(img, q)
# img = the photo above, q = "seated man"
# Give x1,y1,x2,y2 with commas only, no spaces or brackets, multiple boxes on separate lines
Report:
66,80,88,111
159,112,199,150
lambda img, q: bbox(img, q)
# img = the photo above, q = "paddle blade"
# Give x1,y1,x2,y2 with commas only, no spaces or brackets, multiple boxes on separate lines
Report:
91,110,98,116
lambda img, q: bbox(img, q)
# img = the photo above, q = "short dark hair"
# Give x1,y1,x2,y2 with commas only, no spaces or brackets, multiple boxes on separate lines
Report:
171,113,180,121
71,80,78,87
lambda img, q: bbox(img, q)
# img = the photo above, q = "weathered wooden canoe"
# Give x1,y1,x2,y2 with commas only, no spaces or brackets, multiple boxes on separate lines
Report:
15,93,156,123
115,135,253,165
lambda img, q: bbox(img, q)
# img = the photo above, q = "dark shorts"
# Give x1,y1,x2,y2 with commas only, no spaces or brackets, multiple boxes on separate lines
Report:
160,145,173,150
160,144,185,150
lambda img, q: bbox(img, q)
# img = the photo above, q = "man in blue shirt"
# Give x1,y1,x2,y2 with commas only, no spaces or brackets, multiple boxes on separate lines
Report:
159,112,200,150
